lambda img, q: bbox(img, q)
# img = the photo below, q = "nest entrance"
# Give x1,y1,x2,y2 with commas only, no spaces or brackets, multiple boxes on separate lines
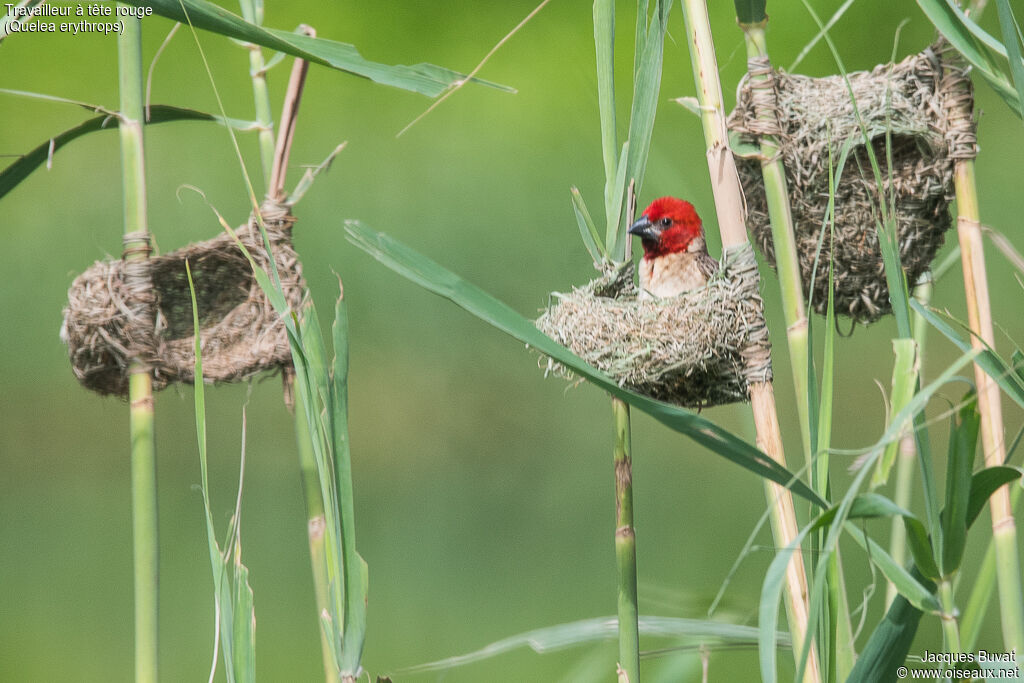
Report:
62,201,305,397
728,46,973,323
536,244,771,409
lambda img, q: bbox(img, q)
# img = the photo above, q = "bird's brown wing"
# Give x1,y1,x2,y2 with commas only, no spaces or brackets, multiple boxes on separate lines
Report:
698,251,719,281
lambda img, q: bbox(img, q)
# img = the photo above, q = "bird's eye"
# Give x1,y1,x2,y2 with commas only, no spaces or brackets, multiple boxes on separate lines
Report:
660,217,672,227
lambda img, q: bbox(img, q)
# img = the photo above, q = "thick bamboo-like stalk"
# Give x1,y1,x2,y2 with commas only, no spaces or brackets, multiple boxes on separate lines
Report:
739,25,811,463
680,3,820,681
118,12,158,683
739,23,856,680
953,158,1024,652
612,397,640,683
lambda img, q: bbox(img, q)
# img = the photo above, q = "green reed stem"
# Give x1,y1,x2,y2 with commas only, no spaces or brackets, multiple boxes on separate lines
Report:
237,0,275,187
612,397,640,683
119,12,158,683
739,24,812,463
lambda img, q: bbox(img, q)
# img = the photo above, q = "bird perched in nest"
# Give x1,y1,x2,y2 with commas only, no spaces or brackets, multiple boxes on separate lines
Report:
629,197,718,299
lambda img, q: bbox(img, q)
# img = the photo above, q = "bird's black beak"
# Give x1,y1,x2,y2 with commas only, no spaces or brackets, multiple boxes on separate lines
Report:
628,215,659,242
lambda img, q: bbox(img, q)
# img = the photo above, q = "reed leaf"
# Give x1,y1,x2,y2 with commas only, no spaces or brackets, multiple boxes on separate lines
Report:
916,0,1021,117
0,104,256,202
995,0,1024,122
117,0,512,97
910,301,1024,410
345,221,827,507
401,615,791,674
939,393,980,575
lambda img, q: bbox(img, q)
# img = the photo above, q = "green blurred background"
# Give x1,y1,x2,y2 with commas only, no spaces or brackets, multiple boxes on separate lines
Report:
2,1,1023,680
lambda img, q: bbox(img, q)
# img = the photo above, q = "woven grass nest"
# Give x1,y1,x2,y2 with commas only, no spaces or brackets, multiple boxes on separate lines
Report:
62,201,305,397
536,244,772,409
728,47,972,323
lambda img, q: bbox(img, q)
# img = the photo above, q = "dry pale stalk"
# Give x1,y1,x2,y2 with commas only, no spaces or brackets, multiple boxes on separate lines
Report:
680,2,821,680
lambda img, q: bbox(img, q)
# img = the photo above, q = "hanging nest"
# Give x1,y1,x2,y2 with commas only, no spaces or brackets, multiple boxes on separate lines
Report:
62,201,305,397
727,45,975,323
536,244,772,409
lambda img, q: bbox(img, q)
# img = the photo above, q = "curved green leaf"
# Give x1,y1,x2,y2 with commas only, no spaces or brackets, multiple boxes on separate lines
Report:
119,0,512,97
995,0,1024,123
939,393,980,575
847,465,1023,681
911,301,1024,410
401,615,789,674
846,566,932,683
916,0,1021,118
0,104,256,201
344,221,826,508
967,466,1023,527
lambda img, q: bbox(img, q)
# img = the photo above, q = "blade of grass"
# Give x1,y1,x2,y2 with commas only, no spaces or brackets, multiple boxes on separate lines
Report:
594,0,617,193
344,221,826,508
916,0,1021,117
186,261,256,683
621,0,671,239
939,393,980,575
910,301,1024,410
570,187,606,264
400,615,791,674
0,103,257,202
330,284,368,676
872,340,918,488
117,0,513,97
995,0,1024,122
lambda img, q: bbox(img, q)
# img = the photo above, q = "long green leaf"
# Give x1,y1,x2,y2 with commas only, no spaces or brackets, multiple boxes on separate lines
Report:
622,0,671,232
331,286,367,675
0,104,255,201
118,0,512,97
873,340,918,488
402,615,790,674
846,567,931,683
759,494,937,683
605,142,630,258
916,0,1022,118
594,0,617,188
939,393,979,575
995,0,1024,123
186,261,255,683
847,466,1023,680
570,187,606,263
967,466,1023,527
345,221,826,507
911,300,1024,410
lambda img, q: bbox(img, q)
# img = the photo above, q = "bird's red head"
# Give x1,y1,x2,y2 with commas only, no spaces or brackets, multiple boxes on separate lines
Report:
628,197,704,259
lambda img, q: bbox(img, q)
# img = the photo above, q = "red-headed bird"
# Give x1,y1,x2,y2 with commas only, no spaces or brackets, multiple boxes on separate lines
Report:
629,197,718,299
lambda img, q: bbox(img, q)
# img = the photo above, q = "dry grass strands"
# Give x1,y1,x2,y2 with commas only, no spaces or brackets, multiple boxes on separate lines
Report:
62,200,305,396
536,244,772,409
728,47,971,323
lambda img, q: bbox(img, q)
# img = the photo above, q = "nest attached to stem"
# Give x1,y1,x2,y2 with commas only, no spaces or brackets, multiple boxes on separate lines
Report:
728,46,974,324
536,244,772,409
62,201,305,397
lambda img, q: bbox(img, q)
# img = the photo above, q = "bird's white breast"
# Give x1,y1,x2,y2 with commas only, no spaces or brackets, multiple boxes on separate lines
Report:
638,251,708,299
